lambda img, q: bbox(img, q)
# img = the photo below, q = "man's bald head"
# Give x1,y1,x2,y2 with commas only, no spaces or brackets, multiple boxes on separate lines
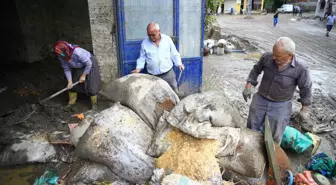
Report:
147,22,161,42
147,22,160,32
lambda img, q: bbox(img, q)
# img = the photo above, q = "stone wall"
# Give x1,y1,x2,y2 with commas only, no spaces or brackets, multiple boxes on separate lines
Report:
87,0,118,86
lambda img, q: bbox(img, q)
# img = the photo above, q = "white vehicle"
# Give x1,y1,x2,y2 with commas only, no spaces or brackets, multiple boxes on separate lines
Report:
278,4,294,13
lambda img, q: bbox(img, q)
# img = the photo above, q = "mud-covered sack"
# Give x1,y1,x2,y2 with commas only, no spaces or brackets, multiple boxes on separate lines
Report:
167,91,244,139
100,74,179,129
149,91,241,157
147,110,240,158
217,129,266,178
0,140,57,166
76,103,155,184
147,111,173,157
70,111,98,147
67,160,130,185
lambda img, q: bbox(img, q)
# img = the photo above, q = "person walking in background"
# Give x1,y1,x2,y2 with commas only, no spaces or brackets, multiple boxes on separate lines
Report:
296,6,301,16
53,41,101,110
274,10,279,27
299,6,303,17
326,13,336,37
293,6,296,16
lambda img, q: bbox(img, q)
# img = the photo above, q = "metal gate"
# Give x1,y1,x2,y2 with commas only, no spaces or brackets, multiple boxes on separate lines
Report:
116,0,205,96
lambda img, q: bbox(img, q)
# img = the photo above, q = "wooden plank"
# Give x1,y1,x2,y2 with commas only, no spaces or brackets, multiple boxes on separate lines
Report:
264,115,282,185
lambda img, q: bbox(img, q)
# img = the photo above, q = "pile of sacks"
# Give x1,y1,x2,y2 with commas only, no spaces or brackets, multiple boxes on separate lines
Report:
0,73,266,185
68,74,267,185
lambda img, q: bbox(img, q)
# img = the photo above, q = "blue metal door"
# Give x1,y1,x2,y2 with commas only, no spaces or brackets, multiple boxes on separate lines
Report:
116,0,205,96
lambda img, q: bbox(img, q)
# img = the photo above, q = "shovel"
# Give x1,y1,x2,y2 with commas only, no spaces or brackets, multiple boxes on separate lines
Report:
39,81,80,104
9,81,80,125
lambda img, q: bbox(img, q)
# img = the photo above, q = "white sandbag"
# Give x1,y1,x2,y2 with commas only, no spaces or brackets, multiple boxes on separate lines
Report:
76,103,155,184
147,111,173,157
148,91,242,157
217,129,266,178
67,160,130,185
0,140,57,166
100,74,179,130
167,91,244,138
217,39,228,46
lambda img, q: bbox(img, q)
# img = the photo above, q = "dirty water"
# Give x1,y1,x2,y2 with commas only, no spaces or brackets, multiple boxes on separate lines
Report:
0,165,40,185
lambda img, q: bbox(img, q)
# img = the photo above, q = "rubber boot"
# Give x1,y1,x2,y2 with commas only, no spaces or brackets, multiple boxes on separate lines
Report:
68,92,77,106
91,95,98,111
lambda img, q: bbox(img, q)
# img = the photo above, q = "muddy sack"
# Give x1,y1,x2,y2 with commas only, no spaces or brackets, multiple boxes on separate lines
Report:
75,103,155,184
70,111,98,147
100,74,179,130
217,129,266,178
158,92,242,157
67,160,130,185
147,92,242,157
167,91,244,139
0,140,57,166
147,111,173,157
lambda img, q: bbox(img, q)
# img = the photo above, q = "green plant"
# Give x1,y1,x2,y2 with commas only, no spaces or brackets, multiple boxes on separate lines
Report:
205,15,217,29
207,0,225,13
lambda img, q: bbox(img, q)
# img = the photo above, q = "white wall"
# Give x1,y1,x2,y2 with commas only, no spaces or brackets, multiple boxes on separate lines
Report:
224,0,237,13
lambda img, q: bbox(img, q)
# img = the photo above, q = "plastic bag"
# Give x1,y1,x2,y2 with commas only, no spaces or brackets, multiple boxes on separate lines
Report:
280,126,313,153
33,169,59,185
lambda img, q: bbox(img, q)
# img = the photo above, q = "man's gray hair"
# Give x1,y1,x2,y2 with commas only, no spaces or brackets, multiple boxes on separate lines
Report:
275,37,295,54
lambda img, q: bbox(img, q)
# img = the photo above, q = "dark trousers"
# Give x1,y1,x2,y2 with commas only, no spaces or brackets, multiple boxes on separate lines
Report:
152,68,178,93
247,93,292,143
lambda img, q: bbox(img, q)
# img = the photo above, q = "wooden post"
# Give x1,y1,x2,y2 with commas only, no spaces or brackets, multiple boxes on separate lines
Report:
261,0,264,11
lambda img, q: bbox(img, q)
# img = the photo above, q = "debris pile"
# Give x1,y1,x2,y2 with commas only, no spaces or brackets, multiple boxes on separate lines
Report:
0,74,268,184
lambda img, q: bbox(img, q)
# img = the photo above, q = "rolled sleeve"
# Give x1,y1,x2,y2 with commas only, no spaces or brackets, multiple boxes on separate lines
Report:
83,59,92,74
169,38,182,66
60,59,72,81
136,43,146,70
247,53,267,86
297,66,312,106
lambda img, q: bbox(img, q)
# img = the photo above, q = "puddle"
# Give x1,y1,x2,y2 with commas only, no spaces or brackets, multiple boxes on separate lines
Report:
0,163,69,185
0,164,43,185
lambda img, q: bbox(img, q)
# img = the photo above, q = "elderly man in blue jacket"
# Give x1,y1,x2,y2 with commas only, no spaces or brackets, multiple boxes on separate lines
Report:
132,22,184,93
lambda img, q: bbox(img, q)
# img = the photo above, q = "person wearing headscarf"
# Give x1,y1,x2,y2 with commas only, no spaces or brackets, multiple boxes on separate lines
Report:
53,41,101,110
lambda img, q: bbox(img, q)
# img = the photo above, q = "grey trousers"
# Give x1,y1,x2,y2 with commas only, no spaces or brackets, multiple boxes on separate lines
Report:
247,93,292,143
154,68,178,93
